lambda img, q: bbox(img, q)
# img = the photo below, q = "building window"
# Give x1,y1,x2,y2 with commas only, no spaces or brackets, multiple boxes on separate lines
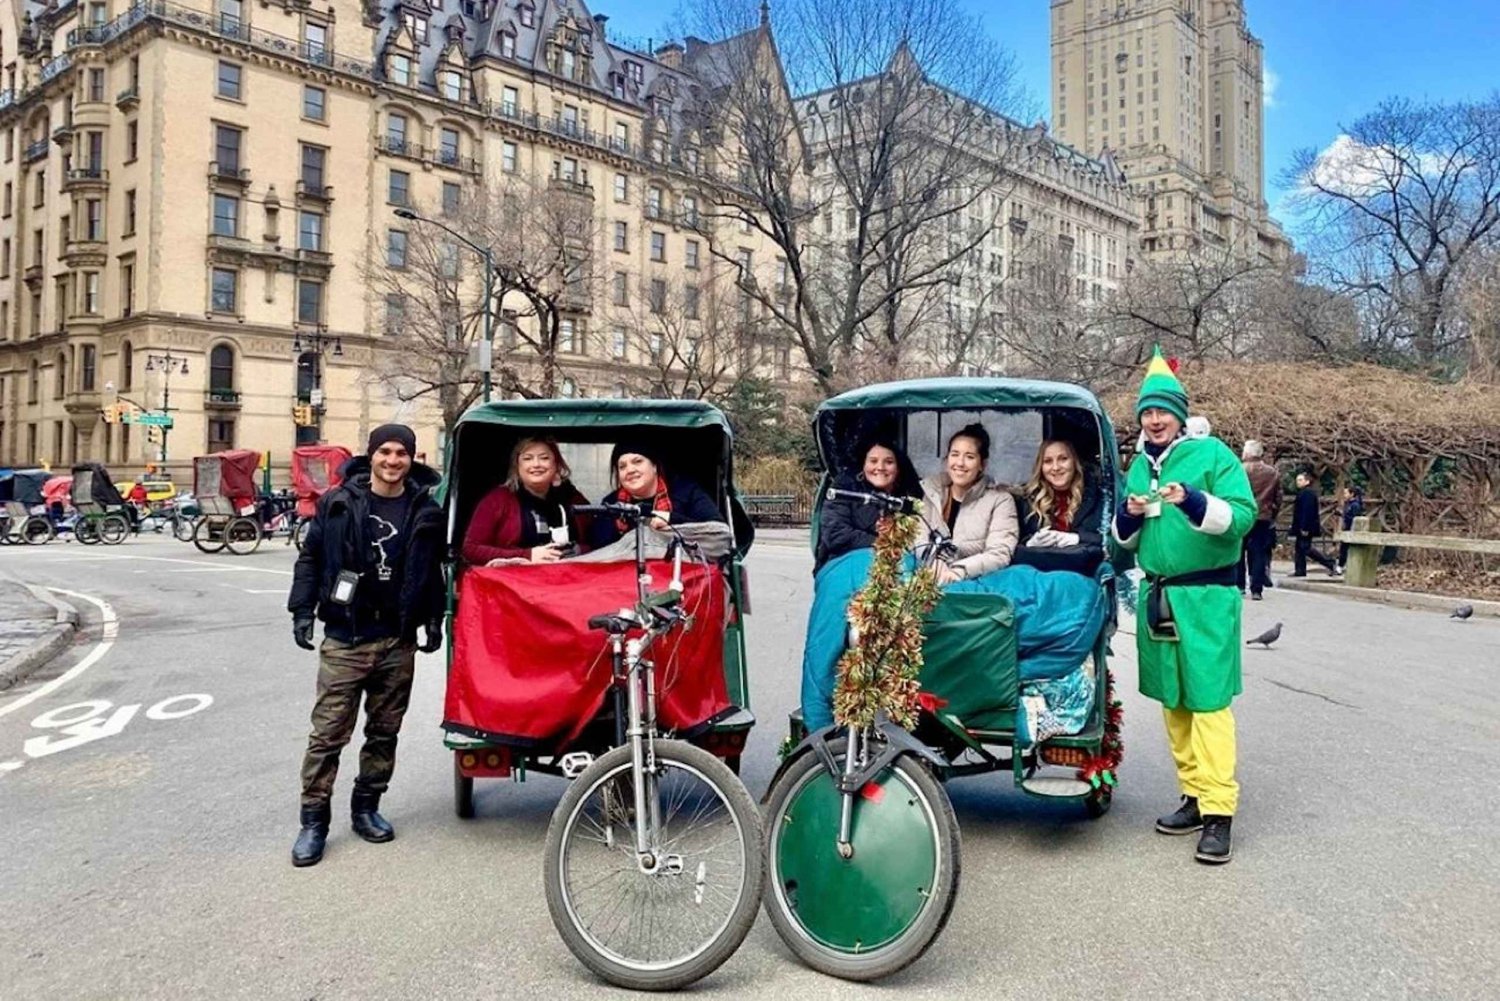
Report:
85,199,103,240
34,170,45,208
519,3,534,27
387,229,408,268
27,359,39,403
388,169,409,206
296,280,323,323
684,240,699,269
218,0,243,34
501,86,519,117
613,221,628,252
81,344,96,389
649,279,666,315
613,173,628,202
0,238,8,277
647,186,663,218
82,272,99,314
501,141,517,172
211,268,237,313
441,70,463,102
212,194,238,237
684,284,700,319
298,210,323,251
389,53,413,86
303,86,326,121
384,294,407,336
208,418,235,453
438,127,460,166
126,121,139,161
558,317,576,353
682,195,698,227
120,340,133,388
441,181,461,215
214,124,242,172
87,68,105,103
2,181,10,217
386,113,408,151
650,231,666,262
438,242,459,279
121,261,134,317
84,131,104,172
304,22,328,62
209,344,234,394
500,32,516,58
612,271,628,306
217,61,242,100
402,13,428,43
54,353,67,398
301,144,326,189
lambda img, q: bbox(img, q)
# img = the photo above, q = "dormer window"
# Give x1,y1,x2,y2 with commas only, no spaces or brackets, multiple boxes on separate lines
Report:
500,32,516,58
610,73,626,99
403,13,429,44
559,47,575,79
441,69,464,101
625,61,643,84
519,3,535,27
389,53,413,86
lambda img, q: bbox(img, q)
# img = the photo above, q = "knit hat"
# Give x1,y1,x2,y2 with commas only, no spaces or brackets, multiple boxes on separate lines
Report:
1135,346,1189,424
367,423,417,457
609,439,660,473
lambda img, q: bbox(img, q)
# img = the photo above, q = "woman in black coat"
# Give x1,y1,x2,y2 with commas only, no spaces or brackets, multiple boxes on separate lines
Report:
1011,439,1105,576
585,439,725,549
814,435,922,573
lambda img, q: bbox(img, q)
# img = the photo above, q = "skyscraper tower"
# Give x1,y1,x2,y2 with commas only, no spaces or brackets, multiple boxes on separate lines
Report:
1050,0,1290,263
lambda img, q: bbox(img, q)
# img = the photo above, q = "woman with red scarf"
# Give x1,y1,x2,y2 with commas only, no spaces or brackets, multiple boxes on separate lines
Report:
1012,439,1105,576
584,440,725,549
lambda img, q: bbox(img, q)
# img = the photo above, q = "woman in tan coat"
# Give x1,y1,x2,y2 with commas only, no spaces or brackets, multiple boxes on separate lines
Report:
919,423,1019,583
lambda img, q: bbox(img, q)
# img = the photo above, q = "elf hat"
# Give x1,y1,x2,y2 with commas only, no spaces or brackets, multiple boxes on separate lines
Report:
1135,346,1189,424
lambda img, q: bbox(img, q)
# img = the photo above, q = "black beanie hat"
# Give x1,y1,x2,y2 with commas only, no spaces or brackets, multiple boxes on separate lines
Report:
609,439,660,472
367,423,417,457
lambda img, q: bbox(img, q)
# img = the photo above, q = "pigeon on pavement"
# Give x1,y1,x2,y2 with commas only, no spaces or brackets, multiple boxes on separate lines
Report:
1246,622,1283,648
1451,604,1474,620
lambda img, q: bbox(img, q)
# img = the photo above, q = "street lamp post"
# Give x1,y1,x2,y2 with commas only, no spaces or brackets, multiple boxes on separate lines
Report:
393,207,494,402
292,323,343,410
143,349,189,465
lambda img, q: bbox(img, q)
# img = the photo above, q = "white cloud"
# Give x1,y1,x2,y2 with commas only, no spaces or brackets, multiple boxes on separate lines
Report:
1303,134,1451,197
1263,67,1279,109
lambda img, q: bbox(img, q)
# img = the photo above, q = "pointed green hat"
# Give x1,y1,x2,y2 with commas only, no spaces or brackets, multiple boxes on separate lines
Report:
1136,346,1189,423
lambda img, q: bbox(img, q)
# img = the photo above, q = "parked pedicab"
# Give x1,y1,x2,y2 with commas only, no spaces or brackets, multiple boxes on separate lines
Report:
0,468,56,544
191,449,264,554
764,377,1124,981
442,399,763,990
69,463,134,545
290,444,351,550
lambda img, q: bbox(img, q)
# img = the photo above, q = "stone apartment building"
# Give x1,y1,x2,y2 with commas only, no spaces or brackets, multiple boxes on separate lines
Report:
0,0,791,476
1050,0,1290,264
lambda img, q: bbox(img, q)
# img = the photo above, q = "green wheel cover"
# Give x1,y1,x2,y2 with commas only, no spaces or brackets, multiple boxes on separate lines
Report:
773,765,940,953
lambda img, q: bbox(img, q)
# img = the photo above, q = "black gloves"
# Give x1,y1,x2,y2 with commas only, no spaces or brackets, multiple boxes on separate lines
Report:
293,616,316,651
418,618,444,653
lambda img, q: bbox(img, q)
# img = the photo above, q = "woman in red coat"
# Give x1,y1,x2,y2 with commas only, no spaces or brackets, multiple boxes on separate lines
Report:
461,437,589,566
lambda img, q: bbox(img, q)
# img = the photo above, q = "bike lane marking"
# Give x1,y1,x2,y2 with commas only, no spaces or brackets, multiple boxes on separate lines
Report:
0,588,118,720
0,551,293,576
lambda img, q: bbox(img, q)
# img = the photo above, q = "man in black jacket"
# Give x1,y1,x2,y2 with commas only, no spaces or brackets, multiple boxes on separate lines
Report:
286,424,445,867
1290,471,1338,577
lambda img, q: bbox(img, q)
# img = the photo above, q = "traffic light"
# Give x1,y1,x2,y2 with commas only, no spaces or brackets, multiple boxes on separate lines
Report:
293,404,316,427
101,403,118,424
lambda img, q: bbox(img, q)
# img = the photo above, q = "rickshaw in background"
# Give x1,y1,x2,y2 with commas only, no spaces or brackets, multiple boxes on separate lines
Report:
442,399,763,990
0,468,56,544
69,463,134,545
764,378,1124,981
289,444,351,550
191,449,265,554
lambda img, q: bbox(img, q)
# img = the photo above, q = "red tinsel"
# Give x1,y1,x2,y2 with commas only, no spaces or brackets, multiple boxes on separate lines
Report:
1077,669,1125,791
1166,356,1182,375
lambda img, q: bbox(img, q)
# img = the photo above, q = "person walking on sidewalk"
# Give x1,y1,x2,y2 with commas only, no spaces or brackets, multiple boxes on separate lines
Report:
1290,471,1338,577
1237,440,1280,601
286,424,445,867
1337,485,1364,574
1114,348,1256,864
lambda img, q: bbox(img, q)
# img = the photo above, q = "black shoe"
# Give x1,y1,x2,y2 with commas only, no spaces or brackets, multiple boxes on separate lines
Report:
351,790,395,843
292,804,331,867
1251,592,1263,601
1196,815,1233,864
1155,795,1202,835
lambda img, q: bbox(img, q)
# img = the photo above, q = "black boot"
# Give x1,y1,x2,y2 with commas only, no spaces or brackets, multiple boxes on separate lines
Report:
351,790,395,843
1196,815,1233,864
292,804,331,867
1155,795,1203,835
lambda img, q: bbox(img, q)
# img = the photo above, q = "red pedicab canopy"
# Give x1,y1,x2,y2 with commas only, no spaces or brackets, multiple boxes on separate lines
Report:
291,444,352,518
193,450,262,513
42,475,72,507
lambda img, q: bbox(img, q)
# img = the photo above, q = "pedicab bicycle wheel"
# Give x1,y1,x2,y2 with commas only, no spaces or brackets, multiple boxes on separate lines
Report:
23,516,55,544
192,518,226,554
763,735,961,982
99,513,130,545
223,516,262,555
75,518,100,545
173,514,197,542
543,741,764,992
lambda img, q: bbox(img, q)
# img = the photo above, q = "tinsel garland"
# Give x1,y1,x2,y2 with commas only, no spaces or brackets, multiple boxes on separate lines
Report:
1077,668,1125,791
831,511,941,730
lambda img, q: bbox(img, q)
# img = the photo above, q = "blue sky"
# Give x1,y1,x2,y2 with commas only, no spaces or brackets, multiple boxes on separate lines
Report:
596,1,1499,223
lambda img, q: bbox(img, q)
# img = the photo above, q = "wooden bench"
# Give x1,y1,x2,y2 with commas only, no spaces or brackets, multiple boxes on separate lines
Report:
1335,515,1500,587
742,493,804,526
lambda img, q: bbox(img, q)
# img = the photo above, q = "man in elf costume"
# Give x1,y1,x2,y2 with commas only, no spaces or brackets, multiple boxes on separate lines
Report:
1114,349,1257,864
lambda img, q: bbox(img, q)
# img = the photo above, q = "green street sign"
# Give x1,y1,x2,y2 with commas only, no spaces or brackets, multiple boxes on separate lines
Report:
131,412,174,428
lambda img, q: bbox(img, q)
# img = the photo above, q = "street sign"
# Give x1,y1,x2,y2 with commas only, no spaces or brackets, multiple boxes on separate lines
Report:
309,389,324,406
131,412,174,428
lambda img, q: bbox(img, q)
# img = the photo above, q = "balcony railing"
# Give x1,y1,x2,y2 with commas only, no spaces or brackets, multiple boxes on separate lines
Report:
23,139,49,163
205,388,242,407
116,86,139,110
296,179,333,201
208,161,250,183
64,166,109,187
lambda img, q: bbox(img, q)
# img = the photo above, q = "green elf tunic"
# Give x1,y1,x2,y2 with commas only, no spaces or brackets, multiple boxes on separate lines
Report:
1116,435,1257,711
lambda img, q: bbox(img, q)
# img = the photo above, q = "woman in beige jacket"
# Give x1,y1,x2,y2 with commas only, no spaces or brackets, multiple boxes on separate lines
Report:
920,423,1020,583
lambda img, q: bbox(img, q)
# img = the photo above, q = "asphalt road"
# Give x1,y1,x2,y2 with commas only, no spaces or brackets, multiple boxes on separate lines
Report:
0,534,1496,1000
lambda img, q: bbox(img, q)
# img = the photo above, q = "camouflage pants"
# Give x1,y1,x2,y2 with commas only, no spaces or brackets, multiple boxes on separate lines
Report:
299,636,416,808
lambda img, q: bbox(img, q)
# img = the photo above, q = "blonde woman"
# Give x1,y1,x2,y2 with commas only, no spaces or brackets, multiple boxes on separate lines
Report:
1013,439,1104,576
919,423,1019,584
461,436,589,566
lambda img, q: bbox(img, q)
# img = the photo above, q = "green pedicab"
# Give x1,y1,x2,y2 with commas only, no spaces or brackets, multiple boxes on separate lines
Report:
69,464,134,545
764,377,1125,981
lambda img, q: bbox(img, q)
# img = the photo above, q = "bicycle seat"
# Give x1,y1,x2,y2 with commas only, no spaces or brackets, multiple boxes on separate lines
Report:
587,611,637,635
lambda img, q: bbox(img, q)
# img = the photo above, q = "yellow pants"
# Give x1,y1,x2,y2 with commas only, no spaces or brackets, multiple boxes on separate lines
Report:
1162,706,1238,816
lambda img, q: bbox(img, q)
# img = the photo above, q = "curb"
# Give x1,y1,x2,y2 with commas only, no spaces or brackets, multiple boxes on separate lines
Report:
1273,576,1500,618
0,582,80,691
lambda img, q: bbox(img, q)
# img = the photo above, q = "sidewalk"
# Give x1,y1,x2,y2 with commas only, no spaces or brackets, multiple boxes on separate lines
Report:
0,575,78,690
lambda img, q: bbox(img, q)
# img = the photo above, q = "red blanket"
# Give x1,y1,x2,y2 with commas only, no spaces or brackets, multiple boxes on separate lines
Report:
446,561,730,748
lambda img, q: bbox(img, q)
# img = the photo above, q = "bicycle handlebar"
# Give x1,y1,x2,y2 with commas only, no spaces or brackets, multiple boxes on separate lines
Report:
825,487,919,516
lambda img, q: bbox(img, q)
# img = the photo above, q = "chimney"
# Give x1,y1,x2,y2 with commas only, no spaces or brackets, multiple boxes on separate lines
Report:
655,41,684,70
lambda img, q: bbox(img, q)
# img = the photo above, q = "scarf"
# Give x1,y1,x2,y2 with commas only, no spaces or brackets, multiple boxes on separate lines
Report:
615,474,672,534
1051,489,1072,531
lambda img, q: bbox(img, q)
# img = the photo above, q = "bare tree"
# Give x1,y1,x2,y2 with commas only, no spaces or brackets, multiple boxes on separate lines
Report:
618,271,755,399
1107,249,1271,363
1286,95,1500,364
681,0,1029,394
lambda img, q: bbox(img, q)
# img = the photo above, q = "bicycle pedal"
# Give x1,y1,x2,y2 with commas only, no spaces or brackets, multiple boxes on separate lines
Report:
560,752,594,779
